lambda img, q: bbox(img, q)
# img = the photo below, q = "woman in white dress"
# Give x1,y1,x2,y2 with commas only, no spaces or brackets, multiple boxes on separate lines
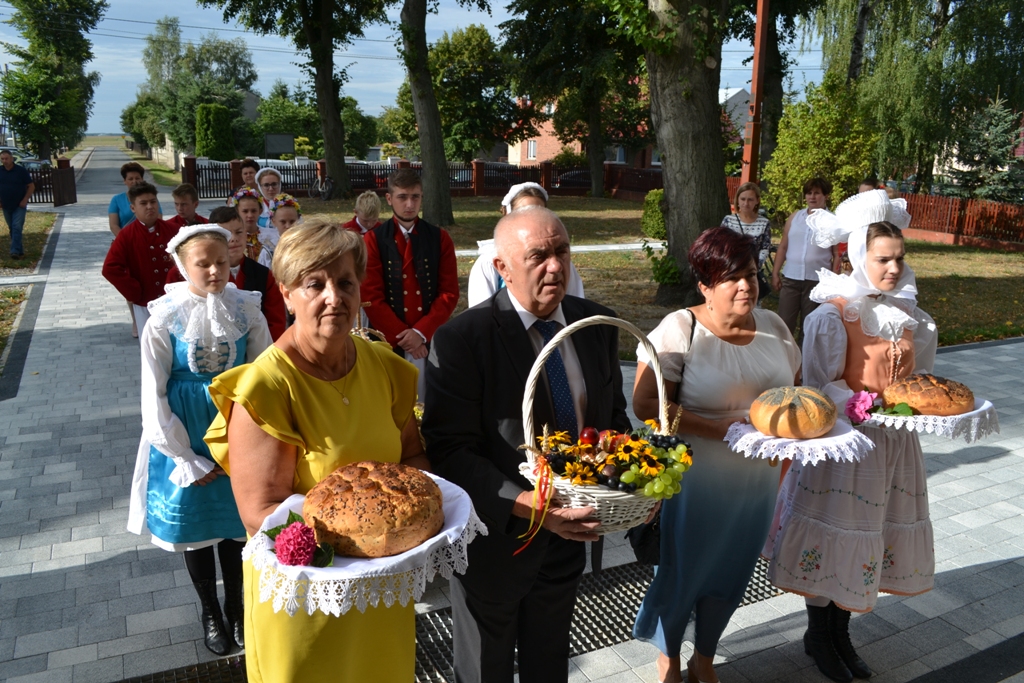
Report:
764,191,938,682
770,177,841,337
127,225,272,656
467,182,585,306
632,227,801,683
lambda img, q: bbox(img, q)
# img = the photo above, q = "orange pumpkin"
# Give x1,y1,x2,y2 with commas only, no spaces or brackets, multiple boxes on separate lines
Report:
749,386,837,439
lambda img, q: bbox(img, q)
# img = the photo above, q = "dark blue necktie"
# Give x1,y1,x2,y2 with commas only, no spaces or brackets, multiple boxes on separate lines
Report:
533,319,578,441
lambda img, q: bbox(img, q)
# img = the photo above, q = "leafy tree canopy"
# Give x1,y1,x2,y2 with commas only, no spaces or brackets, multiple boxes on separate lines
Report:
762,72,878,215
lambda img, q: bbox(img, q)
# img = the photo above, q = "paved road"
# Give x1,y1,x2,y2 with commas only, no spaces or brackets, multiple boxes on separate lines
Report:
0,148,1023,682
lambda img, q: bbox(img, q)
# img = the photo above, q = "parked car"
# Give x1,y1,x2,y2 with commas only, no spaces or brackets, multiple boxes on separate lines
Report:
552,169,591,189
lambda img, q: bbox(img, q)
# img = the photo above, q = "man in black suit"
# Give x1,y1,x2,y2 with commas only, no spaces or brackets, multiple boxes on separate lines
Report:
423,206,631,683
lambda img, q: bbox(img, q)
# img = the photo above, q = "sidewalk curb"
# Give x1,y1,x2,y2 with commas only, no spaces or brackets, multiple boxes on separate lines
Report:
72,146,95,183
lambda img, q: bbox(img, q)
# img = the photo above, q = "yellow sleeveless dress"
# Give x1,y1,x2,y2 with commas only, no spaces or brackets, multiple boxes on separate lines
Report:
206,337,418,683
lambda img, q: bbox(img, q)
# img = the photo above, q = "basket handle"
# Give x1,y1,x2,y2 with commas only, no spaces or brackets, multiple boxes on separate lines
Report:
521,315,669,446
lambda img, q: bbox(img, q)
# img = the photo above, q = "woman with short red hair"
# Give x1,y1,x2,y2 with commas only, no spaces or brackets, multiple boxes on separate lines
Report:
631,227,802,683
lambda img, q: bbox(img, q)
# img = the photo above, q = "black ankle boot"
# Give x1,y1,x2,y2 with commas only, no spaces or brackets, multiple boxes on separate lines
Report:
829,603,872,679
805,604,852,682
222,569,244,649
194,579,232,656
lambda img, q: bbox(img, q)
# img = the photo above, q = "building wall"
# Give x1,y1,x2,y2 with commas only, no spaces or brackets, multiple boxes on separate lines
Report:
508,120,582,165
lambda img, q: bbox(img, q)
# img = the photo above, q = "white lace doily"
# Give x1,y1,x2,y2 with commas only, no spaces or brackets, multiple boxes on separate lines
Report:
242,473,488,617
726,420,876,465
862,398,1000,442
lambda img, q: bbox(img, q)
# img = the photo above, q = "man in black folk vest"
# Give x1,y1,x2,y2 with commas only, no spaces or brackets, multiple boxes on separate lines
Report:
361,169,459,397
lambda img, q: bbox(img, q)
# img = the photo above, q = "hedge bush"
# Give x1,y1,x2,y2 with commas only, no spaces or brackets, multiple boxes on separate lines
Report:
641,189,666,240
195,103,235,161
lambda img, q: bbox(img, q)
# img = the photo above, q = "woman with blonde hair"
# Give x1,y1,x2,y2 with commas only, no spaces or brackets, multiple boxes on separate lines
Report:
722,182,773,302
205,217,426,681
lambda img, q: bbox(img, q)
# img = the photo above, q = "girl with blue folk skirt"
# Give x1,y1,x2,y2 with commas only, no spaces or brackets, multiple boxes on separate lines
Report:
127,224,272,656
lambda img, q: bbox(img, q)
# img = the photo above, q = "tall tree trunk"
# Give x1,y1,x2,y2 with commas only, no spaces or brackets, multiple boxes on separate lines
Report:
759,14,784,174
847,0,873,82
586,95,605,197
646,0,730,306
401,0,454,226
302,6,348,198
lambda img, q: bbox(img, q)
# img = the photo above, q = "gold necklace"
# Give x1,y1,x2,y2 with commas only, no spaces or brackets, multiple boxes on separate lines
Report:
302,338,353,405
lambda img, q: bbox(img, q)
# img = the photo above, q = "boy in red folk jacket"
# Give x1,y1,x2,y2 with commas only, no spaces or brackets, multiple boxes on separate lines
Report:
362,169,459,398
165,183,208,229
165,206,286,340
102,183,180,334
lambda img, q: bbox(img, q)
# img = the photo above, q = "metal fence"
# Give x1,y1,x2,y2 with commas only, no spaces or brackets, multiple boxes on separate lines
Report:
195,163,233,199
348,163,392,191
482,163,541,189
552,166,591,189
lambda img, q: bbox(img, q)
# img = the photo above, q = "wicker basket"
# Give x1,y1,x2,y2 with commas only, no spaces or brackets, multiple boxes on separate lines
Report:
518,315,671,535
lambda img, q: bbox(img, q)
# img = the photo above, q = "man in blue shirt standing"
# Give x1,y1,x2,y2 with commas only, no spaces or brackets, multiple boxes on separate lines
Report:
0,150,35,259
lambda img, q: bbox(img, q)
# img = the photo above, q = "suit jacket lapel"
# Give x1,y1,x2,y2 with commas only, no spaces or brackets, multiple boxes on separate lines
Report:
562,296,603,429
494,289,555,436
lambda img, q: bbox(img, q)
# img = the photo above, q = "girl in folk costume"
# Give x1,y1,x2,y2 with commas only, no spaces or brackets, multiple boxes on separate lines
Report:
230,188,265,263
764,190,938,682
257,194,302,269
127,225,272,656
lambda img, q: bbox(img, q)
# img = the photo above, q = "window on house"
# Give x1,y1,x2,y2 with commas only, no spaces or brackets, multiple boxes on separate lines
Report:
544,103,555,115
527,140,537,160
651,149,662,166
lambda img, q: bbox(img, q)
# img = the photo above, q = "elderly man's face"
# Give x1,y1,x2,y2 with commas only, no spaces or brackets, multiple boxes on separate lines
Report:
494,212,571,318
1,152,13,169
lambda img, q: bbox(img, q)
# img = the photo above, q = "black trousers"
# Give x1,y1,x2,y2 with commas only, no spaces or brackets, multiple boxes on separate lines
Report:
450,534,586,683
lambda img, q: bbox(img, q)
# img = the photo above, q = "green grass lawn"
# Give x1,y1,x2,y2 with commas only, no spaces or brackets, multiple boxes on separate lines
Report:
0,286,28,371
300,195,645,250
0,212,57,270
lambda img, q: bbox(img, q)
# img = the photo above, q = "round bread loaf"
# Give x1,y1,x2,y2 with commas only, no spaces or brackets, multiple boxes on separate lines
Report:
750,386,837,439
302,461,444,559
882,373,974,416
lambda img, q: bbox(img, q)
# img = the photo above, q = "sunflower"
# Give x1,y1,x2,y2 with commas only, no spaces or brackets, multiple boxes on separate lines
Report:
644,418,661,431
638,456,664,478
679,452,693,467
564,461,597,486
536,430,573,451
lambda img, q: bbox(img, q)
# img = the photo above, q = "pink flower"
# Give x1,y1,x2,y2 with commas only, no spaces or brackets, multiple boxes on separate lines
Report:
845,391,878,424
275,522,317,566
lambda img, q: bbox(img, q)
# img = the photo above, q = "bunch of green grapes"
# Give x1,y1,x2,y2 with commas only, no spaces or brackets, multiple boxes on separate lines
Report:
617,444,692,500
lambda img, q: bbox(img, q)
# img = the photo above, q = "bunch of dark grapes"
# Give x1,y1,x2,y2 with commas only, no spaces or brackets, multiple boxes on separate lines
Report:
546,454,571,476
648,434,690,450
595,463,638,493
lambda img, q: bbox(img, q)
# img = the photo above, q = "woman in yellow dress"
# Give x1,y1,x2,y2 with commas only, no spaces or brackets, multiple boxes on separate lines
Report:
205,219,428,682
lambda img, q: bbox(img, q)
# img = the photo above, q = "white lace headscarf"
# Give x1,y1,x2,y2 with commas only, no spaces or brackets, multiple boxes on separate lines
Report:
501,182,548,212
806,190,918,341
165,225,247,348
255,167,283,202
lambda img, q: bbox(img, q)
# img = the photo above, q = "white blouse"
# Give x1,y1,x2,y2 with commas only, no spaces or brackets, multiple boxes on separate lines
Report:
783,209,834,281
801,302,938,396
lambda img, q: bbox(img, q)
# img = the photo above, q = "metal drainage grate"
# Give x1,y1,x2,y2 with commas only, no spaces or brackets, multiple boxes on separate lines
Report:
118,559,781,683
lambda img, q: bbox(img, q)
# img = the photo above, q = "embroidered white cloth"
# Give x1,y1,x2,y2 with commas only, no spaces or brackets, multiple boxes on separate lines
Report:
863,398,1000,443
243,474,488,617
725,419,876,465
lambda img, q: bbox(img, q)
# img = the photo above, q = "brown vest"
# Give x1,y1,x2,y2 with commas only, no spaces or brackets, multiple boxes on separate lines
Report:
828,298,915,394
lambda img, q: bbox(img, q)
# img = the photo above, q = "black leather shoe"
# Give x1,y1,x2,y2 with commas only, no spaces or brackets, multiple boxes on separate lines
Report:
222,569,244,649
805,605,852,682
193,579,232,656
829,603,872,678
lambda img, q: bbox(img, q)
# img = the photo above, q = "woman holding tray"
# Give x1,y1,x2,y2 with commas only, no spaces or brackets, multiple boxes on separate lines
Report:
205,219,427,682
632,227,802,683
764,191,938,682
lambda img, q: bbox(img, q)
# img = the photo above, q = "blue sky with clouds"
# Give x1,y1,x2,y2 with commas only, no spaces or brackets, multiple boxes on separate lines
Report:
0,0,825,134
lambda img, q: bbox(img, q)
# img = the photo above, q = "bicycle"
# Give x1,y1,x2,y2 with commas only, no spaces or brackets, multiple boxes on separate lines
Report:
308,174,335,201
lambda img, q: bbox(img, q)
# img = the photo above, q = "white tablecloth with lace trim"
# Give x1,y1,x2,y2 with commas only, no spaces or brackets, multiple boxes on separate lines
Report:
242,473,487,617
725,419,876,465
862,398,1000,443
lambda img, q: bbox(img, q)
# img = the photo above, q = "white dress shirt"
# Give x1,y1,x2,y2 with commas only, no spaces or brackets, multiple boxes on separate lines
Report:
508,292,587,434
783,208,834,281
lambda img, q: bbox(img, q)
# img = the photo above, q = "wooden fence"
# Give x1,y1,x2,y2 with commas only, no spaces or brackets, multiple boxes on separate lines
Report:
27,164,76,207
901,193,1024,245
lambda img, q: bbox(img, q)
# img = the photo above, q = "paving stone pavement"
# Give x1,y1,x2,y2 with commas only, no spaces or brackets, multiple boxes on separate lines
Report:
2,148,1023,682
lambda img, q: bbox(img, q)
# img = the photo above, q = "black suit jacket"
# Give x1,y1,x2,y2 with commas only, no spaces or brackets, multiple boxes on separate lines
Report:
423,290,631,585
